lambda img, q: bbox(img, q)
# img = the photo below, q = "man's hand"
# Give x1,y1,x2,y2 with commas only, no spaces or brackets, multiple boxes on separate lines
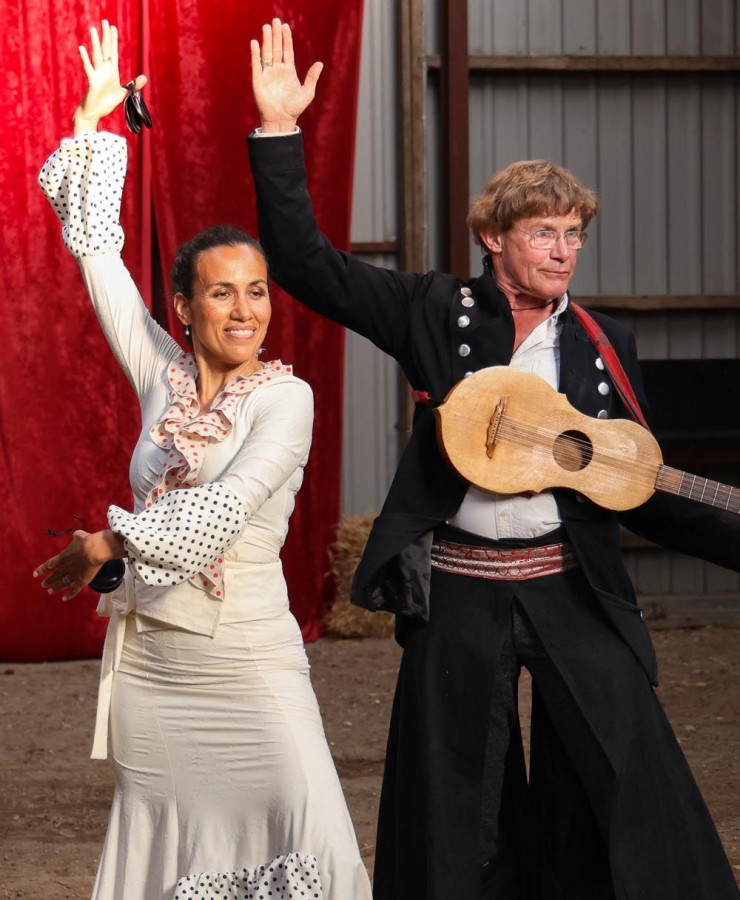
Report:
250,18,323,134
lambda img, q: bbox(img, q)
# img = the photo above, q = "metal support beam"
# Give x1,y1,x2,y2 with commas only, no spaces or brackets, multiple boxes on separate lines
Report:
396,0,427,452
440,0,470,279
398,0,427,274
428,54,740,73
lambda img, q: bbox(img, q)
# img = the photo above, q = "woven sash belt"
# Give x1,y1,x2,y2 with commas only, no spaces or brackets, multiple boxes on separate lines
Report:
430,538,578,581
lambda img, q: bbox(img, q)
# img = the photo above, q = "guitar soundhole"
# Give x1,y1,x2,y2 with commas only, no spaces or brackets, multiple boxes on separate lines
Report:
552,430,593,472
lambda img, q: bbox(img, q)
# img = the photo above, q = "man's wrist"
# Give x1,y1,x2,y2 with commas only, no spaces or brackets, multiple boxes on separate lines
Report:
260,117,299,134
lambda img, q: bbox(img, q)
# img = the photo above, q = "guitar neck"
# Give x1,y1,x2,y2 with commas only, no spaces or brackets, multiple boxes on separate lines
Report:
657,465,740,514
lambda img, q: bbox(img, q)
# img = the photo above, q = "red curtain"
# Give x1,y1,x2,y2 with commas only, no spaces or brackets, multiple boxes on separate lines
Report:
0,0,148,661
0,0,363,660
146,0,363,642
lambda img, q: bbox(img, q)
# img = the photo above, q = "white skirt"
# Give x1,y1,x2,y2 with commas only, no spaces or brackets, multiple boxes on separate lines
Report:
91,610,372,900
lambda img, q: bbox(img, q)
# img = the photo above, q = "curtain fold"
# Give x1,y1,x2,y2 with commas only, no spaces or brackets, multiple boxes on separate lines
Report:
0,0,363,659
147,0,363,641
0,0,147,661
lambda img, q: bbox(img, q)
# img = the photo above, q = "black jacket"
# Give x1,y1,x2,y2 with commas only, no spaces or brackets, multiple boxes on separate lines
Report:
248,131,740,687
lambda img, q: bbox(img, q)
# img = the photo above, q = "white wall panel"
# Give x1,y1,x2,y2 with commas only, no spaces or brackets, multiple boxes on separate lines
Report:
468,0,739,55
529,0,562,55
562,78,600,294
667,81,703,293
631,0,667,54
341,312,399,516
667,0,702,54
563,0,597,55
701,77,738,294
350,0,398,243
344,0,399,515
464,73,739,318
633,77,668,295
596,80,634,294
597,0,632,54
486,0,528,55
700,0,737,54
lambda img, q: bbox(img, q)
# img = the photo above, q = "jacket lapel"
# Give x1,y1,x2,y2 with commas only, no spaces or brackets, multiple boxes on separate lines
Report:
558,305,600,416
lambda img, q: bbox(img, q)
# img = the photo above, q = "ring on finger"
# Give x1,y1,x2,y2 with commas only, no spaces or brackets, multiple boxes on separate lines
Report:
62,574,72,586
261,58,273,67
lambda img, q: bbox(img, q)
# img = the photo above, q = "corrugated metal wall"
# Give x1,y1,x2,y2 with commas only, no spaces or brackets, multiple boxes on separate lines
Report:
343,0,399,516
347,0,740,613
458,70,740,359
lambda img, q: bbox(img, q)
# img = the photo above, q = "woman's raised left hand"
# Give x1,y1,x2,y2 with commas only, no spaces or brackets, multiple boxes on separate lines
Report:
73,19,147,136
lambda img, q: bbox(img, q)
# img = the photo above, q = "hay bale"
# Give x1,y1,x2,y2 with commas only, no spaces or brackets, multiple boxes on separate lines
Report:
326,513,395,639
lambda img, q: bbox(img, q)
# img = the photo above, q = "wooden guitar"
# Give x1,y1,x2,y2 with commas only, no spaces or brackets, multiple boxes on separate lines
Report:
434,366,740,513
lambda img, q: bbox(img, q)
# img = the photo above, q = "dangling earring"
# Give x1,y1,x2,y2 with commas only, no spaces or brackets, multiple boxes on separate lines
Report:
258,347,265,356
184,325,191,338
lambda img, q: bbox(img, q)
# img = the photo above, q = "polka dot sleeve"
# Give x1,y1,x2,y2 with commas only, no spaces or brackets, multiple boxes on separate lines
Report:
108,483,247,588
219,379,314,518
38,132,126,258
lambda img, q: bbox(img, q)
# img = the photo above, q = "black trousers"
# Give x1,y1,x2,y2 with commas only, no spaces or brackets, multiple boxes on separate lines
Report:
481,598,615,899
372,529,738,900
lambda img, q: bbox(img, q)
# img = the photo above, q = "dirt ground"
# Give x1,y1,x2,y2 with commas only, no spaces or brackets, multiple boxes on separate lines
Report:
1,623,739,898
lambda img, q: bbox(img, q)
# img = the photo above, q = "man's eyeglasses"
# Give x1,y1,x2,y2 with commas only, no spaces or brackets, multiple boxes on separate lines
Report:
515,228,588,250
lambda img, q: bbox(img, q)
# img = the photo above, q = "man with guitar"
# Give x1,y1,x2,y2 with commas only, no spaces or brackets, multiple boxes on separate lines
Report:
248,19,740,900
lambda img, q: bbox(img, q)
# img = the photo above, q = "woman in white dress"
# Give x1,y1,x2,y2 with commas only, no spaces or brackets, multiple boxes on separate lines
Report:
34,21,372,900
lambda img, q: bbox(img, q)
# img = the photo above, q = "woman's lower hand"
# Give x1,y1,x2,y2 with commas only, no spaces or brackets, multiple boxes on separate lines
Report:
73,19,147,136
33,529,123,601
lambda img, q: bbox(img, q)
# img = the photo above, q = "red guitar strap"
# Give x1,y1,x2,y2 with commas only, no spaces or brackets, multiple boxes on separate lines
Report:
570,302,650,431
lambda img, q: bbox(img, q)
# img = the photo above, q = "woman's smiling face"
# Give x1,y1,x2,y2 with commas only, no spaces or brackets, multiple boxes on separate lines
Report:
175,244,271,375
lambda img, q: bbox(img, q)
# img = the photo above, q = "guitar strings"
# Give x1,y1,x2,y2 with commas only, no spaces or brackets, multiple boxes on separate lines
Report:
496,420,736,505
493,418,660,487
492,417,739,506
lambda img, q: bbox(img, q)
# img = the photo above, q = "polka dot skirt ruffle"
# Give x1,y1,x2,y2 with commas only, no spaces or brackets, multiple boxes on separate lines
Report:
38,132,126,257
174,852,324,899
108,482,246,593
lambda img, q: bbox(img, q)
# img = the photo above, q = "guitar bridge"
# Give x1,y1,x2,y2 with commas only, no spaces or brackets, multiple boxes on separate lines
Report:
486,396,507,459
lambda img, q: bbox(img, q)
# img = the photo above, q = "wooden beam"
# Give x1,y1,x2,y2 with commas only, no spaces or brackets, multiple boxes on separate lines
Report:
577,294,740,311
440,0,470,279
398,0,427,274
396,0,427,452
349,240,399,255
427,54,740,73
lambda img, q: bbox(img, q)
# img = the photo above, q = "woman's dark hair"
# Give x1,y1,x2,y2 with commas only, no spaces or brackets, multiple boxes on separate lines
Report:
170,225,267,299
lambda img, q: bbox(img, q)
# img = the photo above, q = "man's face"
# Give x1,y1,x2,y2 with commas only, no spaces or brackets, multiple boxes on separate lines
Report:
481,211,583,303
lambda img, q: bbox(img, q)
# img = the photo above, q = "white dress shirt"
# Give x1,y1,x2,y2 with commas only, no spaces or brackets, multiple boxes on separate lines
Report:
448,296,569,540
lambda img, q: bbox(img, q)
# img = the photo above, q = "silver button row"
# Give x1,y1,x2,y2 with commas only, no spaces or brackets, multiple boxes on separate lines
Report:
458,344,471,357
457,315,470,328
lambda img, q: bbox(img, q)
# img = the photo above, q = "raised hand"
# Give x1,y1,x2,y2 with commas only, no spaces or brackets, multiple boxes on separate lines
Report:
73,19,147,136
250,18,323,133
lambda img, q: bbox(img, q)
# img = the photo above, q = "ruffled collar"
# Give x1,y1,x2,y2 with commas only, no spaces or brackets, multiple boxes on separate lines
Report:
145,353,293,597
147,353,293,507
